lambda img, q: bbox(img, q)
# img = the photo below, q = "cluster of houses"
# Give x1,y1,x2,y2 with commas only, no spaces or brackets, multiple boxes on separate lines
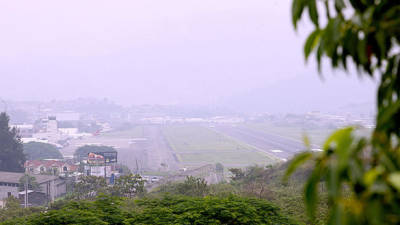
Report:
0,153,122,208
0,159,81,208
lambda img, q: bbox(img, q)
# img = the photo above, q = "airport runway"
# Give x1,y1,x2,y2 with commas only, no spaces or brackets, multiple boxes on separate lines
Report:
214,125,318,160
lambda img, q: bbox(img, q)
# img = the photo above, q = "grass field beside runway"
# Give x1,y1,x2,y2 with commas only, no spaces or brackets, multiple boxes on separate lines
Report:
162,125,279,168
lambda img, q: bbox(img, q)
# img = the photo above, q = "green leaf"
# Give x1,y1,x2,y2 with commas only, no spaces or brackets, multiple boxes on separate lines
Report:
284,152,313,182
303,134,311,149
377,101,400,129
335,0,346,12
308,0,319,27
364,167,383,187
388,172,400,191
375,31,386,60
304,169,320,221
292,0,306,28
304,29,321,60
357,37,367,64
323,127,354,151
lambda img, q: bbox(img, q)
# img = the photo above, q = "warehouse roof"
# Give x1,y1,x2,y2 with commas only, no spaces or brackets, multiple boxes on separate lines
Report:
0,171,58,184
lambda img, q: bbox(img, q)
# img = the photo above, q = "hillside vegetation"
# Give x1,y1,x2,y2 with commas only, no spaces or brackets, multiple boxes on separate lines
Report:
1,195,297,225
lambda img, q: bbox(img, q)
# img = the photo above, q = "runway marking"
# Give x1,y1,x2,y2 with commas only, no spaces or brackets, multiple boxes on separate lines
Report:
271,149,283,153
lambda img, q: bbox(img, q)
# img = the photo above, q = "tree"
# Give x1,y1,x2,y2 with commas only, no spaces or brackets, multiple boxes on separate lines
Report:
74,145,116,161
19,174,40,192
2,195,297,225
0,112,25,172
157,176,210,197
215,162,225,182
110,173,145,198
230,166,272,199
23,142,63,160
229,168,245,181
125,195,297,225
73,176,107,200
287,1,400,224
179,176,209,197
3,196,20,211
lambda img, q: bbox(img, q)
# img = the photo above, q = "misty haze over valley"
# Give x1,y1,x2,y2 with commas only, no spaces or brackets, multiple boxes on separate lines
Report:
1,1,394,224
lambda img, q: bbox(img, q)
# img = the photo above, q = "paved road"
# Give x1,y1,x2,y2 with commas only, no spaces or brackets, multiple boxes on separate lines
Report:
214,125,319,160
118,125,180,172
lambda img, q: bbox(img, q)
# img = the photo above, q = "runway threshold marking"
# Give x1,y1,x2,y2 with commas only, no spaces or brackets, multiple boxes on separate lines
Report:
271,149,283,153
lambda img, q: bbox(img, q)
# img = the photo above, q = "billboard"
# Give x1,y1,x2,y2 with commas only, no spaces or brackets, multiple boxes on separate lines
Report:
101,152,118,163
87,151,117,164
89,165,112,177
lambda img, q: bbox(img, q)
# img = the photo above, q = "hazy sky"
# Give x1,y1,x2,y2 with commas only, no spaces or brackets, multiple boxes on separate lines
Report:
0,0,377,111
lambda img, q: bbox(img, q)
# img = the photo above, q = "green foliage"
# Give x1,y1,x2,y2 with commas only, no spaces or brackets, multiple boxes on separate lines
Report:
229,168,245,181
287,127,400,224
1,194,297,225
0,196,44,223
109,173,145,198
208,183,239,198
157,176,210,197
292,0,400,138
19,174,40,192
23,142,63,160
125,195,297,225
289,0,400,224
72,175,108,200
0,112,25,172
231,164,327,224
3,196,20,211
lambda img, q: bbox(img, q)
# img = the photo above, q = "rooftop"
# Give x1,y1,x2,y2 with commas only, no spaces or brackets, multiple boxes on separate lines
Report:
0,171,58,184
25,160,79,171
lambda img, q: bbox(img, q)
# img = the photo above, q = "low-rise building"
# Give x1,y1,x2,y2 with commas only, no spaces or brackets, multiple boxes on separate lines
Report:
25,160,79,177
0,171,66,206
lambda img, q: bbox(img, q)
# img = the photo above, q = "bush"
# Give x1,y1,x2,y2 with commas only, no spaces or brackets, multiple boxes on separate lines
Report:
126,195,297,225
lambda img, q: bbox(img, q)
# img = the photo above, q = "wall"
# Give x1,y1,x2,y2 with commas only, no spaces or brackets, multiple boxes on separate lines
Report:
0,185,18,200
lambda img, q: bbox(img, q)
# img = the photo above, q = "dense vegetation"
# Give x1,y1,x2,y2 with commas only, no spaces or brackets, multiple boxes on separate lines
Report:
70,174,145,200
0,112,25,172
23,142,63,160
1,194,296,225
153,164,327,224
0,166,315,224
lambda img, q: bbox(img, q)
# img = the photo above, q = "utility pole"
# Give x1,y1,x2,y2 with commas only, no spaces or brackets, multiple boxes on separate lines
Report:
135,159,139,174
104,163,107,180
24,175,28,208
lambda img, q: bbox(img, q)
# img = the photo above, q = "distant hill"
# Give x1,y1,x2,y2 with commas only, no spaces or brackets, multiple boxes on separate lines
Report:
219,74,376,114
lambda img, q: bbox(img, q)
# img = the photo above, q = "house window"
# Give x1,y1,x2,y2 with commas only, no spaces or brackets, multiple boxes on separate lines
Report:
7,192,11,197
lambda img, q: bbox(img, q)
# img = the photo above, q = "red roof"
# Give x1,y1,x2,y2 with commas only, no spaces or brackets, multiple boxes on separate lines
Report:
25,160,78,171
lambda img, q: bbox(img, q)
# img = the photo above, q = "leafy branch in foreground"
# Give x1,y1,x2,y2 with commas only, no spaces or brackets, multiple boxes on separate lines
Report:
288,0,400,224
